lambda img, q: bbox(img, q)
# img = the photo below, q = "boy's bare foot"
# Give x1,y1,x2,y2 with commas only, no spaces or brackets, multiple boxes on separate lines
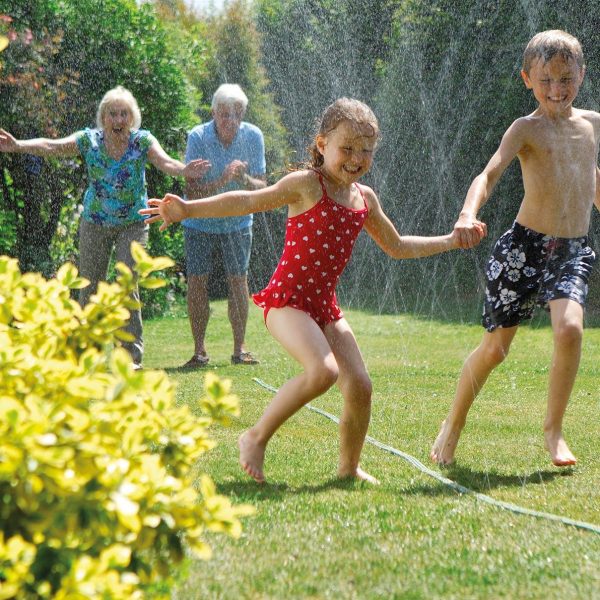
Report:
238,432,266,483
544,430,577,467
338,466,380,485
430,420,462,465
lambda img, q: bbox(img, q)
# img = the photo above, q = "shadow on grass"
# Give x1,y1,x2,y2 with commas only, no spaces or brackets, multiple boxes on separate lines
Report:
217,476,372,503
401,463,573,497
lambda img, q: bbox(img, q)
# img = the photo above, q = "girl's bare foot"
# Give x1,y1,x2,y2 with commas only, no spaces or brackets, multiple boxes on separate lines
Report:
544,430,577,467
430,420,461,465
338,466,380,485
238,431,266,483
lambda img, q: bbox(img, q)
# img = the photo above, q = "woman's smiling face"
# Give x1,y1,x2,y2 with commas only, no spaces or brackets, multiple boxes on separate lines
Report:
102,100,133,138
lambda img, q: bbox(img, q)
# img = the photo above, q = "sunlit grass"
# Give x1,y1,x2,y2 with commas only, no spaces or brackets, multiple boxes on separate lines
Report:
144,300,600,599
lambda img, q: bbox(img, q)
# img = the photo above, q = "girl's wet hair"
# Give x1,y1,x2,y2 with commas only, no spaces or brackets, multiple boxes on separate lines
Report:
96,85,142,130
307,98,380,168
522,30,584,74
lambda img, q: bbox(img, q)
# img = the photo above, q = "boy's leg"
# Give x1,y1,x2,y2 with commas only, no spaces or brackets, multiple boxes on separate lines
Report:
323,318,377,483
431,325,518,464
239,306,338,482
545,298,583,466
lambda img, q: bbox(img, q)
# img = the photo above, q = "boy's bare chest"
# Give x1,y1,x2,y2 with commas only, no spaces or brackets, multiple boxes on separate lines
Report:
524,124,597,171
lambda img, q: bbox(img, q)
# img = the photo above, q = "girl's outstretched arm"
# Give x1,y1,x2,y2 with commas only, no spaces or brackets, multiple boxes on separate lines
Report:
0,128,79,157
140,170,309,231
362,186,469,259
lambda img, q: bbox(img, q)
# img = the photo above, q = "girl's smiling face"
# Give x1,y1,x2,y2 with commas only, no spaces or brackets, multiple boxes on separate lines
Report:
317,120,376,185
521,55,585,117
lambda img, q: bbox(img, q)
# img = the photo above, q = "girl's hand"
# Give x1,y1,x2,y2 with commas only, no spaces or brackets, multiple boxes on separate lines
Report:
0,129,19,153
183,158,211,179
139,193,188,231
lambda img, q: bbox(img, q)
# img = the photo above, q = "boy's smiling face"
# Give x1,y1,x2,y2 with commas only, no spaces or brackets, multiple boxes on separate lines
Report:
521,55,585,117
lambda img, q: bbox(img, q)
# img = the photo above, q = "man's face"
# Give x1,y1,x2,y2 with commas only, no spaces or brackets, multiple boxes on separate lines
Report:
213,103,244,145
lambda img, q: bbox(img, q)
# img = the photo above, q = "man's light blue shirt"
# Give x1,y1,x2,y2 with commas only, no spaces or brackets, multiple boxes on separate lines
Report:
183,120,266,233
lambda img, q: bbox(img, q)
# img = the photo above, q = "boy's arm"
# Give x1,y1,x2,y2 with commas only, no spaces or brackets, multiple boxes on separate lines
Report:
456,119,526,247
0,128,79,157
363,187,460,259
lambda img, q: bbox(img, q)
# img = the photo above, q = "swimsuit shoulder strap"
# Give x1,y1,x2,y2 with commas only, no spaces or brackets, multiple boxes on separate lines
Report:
309,168,328,197
354,183,369,212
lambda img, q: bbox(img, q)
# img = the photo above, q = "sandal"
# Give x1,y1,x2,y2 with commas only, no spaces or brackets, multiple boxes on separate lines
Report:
180,354,210,369
231,351,259,365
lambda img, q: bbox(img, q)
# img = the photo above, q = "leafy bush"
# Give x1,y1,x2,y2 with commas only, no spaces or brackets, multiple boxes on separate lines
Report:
0,243,253,599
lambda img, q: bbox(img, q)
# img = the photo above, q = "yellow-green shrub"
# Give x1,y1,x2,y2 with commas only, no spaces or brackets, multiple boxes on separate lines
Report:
0,243,253,599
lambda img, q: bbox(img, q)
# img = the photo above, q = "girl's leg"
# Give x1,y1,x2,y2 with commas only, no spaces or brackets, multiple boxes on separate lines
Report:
430,325,518,464
323,318,377,483
545,298,583,466
239,306,338,482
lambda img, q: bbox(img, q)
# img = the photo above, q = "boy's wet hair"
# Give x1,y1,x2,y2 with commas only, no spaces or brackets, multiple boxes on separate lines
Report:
308,98,380,168
522,30,584,74
96,85,142,130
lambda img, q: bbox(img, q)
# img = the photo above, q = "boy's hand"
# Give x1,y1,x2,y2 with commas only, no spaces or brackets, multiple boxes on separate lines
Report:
454,214,487,248
139,194,187,232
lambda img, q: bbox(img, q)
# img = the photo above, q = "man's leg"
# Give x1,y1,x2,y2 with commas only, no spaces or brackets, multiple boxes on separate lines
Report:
227,274,249,357
430,326,518,464
545,298,583,466
187,274,210,357
183,227,213,365
221,227,255,361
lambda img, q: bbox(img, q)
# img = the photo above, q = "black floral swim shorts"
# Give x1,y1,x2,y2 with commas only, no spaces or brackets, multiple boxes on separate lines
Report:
482,222,596,331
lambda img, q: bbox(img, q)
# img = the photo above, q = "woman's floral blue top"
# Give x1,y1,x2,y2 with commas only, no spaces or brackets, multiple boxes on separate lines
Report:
76,128,154,226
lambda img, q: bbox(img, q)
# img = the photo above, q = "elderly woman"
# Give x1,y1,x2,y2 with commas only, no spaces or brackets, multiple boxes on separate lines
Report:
0,85,209,368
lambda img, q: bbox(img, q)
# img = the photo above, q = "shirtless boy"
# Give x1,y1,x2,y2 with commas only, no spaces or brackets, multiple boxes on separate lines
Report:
431,30,600,467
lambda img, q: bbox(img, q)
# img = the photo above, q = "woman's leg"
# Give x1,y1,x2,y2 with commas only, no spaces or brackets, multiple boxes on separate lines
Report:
115,221,149,366
239,306,338,482
77,219,115,307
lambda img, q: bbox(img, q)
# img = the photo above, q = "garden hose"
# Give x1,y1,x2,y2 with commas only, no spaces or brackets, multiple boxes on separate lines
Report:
253,378,600,536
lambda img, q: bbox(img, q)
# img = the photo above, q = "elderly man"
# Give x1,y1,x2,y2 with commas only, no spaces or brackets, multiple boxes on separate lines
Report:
181,84,267,368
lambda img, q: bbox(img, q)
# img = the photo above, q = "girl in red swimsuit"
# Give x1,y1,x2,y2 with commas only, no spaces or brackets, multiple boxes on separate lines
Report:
142,98,478,484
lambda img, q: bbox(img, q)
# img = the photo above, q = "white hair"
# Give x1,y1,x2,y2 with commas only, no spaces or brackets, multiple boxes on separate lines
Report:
211,83,248,113
96,85,142,130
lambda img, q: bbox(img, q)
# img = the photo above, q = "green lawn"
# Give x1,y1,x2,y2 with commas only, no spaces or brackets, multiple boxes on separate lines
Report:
144,301,600,599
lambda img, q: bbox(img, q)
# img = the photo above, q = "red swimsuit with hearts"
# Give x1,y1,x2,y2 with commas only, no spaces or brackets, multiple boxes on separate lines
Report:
253,170,368,328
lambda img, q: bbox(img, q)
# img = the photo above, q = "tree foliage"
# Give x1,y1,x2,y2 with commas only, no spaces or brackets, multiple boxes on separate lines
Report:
0,0,196,275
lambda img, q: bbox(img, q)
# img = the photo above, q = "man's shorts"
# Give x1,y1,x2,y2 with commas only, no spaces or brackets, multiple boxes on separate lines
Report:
482,222,596,331
183,226,252,277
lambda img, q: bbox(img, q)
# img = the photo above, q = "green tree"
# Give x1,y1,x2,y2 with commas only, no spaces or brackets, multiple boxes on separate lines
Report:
0,0,195,275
